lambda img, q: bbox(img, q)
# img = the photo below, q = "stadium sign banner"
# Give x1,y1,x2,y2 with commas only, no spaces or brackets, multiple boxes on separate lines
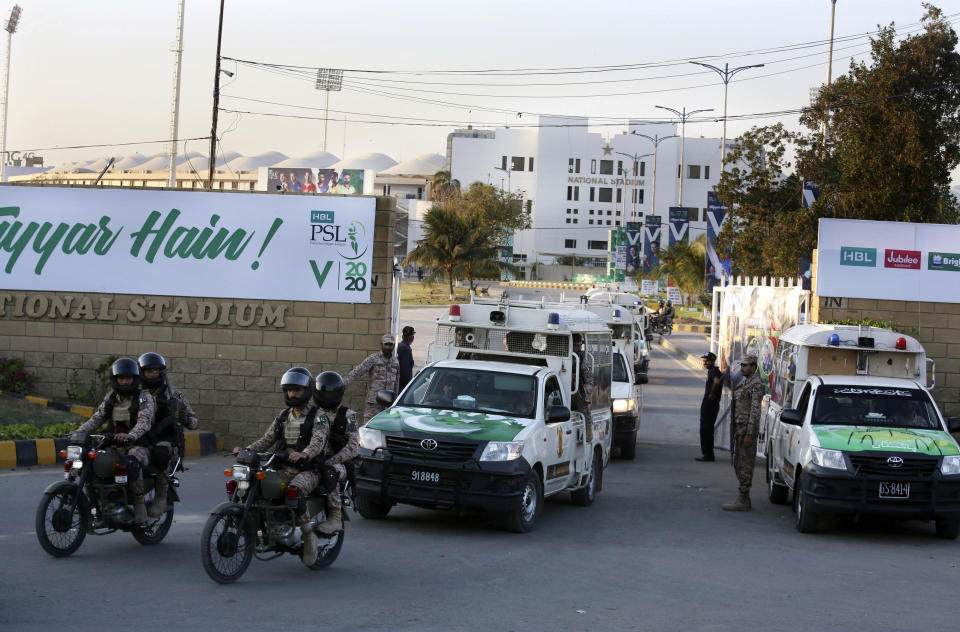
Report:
0,186,375,303
816,218,960,302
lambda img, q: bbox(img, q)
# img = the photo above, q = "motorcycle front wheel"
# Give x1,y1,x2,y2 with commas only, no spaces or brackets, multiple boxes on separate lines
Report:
200,505,255,584
36,483,89,558
309,529,344,570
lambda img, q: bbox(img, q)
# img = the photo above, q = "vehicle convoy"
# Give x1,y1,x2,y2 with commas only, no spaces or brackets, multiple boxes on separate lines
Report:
200,448,347,583
762,324,960,538
610,347,642,460
35,433,178,557
355,301,613,532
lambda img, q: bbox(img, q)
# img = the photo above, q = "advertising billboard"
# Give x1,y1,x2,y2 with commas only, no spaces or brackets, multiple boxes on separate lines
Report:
667,207,691,247
625,221,642,276
265,168,365,195
642,215,662,274
705,192,730,293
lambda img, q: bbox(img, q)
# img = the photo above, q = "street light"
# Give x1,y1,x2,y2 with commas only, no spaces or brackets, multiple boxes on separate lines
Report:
0,4,22,183
690,61,764,173
615,151,652,224
631,132,678,217
654,105,713,207
207,0,225,189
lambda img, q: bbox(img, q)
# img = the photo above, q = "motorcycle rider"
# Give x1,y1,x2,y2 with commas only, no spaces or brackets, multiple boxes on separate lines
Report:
312,371,360,536
662,300,676,323
138,352,199,518
233,367,327,566
71,358,156,523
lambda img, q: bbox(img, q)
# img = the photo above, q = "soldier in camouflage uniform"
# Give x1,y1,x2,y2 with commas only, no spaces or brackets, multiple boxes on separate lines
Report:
344,333,400,424
570,333,594,442
723,354,765,511
138,353,200,517
71,358,156,523
312,371,360,536
233,367,327,566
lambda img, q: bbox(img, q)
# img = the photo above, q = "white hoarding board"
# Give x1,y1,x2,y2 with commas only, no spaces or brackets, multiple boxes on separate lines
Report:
816,218,960,303
666,286,682,304
0,186,376,303
640,279,657,295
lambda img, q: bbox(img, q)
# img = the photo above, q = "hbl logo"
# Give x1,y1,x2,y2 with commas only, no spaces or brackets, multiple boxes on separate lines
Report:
840,247,876,267
310,210,334,223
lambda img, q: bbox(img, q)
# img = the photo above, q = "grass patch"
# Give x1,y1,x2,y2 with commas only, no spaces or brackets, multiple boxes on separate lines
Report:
0,396,85,429
400,282,476,305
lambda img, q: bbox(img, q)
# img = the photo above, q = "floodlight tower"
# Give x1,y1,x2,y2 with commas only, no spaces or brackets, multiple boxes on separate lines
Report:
0,4,22,183
315,68,344,153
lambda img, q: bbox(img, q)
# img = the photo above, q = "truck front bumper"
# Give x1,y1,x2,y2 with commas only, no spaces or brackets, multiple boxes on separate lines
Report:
612,412,639,440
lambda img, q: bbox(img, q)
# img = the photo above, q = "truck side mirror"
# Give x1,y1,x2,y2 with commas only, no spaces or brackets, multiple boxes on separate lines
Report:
546,406,571,423
646,334,655,342
948,417,960,433
780,408,803,426
376,390,395,406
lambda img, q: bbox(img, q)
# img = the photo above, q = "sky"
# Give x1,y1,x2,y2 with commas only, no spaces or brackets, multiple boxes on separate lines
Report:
3,0,960,184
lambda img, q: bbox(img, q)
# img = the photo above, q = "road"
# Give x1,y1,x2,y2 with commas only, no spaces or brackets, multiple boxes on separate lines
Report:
2,334,958,630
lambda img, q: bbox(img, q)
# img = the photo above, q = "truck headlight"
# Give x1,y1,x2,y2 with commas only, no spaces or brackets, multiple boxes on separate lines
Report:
480,441,523,462
612,398,636,413
359,427,386,451
941,455,960,476
810,446,847,471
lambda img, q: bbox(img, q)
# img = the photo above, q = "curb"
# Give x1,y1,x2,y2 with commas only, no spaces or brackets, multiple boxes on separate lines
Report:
0,389,94,417
659,337,709,372
675,324,712,334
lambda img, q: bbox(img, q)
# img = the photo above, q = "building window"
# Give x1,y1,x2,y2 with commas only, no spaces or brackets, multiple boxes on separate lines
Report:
688,165,701,179
565,239,577,249
616,188,622,204
633,163,638,177
606,220,612,226
574,209,578,214
231,181,239,190
566,208,571,214
607,210,612,216
616,210,621,217
591,159,597,174
248,182,255,190
575,159,581,173
632,189,645,204
574,186,579,201
589,219,594,225
640,162,646,177
528,157,535,171
617,160,623,175
599,160,613,175
704,165,710,179
566,218,571,224
589,209,594,215
588,240,607,250
567,186,573,201
589,187,595,202
511,156,525,171
598,188,612,203
501,156,507,170
417,187,423,199
573,218,578,224
568,158,575,173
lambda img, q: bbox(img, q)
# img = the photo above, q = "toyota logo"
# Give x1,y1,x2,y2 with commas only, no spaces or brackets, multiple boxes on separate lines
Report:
420,439,438,451
887,456,904,468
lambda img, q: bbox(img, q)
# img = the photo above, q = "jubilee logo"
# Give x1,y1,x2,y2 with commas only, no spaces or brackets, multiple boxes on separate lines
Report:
840,246,876,267
884,249,921,270
929,251,960,272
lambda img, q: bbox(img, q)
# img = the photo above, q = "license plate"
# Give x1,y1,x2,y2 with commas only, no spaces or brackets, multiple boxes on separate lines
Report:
114,475,128,484
410,470,440,484
879,481,910,499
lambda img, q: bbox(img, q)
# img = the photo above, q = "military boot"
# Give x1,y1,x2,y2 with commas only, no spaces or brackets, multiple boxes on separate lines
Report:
300,523,319,566
722,492,751,511
131,480,148,523
148,472,168,518
316,507,343,536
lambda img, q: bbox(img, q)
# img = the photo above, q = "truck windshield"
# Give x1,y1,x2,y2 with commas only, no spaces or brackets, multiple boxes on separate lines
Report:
811,385,941,430
398,367,538,419
612,353,628,383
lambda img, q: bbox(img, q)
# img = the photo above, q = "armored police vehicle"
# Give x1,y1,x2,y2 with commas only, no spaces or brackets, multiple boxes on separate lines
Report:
355,301,612,532
762,324,960,538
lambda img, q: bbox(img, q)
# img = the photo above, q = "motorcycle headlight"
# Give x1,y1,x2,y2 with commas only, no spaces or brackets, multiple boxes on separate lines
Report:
359,427,386,451
612,398,636,413
810,446,847,471
231,465,251,480
66,446,83,461
480,441,523,462
941,455,960,476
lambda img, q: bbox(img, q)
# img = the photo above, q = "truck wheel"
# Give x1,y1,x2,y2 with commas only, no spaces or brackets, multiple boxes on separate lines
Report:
356,495,391,520
794,472,819,533
935,519,960,540
619,434,637,461
766,447,788,504
571,450,602,506
501,470,542,533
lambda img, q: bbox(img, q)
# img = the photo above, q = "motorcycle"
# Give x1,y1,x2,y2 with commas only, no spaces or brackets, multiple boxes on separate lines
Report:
200,449,347,583
35,433,178,557
650,313,674,337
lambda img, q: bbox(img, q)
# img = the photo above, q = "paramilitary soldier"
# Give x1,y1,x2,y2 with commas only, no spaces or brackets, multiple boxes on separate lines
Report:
344,333,400,424
71,358,156,523
723,353,765,512
138,352,199,517
570,333,594,442
233,367,327,566
312,371,360,537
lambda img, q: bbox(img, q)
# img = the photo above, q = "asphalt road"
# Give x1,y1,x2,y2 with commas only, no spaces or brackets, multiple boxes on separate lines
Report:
2,339,958,631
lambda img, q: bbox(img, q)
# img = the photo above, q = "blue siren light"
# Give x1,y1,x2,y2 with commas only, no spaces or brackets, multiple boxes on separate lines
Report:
828,333,840,346
547,313,560,325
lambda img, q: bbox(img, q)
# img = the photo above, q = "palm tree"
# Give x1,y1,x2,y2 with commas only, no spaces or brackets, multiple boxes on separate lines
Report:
457,217,516,291
404,206,470,299
429,169,461,204
638,235,707,305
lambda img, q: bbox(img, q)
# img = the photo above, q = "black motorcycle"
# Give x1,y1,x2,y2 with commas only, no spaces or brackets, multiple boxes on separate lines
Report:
650,313,674,337
35,434,177,557
200,449,347,583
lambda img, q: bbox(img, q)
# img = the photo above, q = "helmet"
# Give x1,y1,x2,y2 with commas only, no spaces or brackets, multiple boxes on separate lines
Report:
110,358,141,394
314,371,345,410
137,352,167,389
666,300,673,306
658,299,665,306
280,367,313,408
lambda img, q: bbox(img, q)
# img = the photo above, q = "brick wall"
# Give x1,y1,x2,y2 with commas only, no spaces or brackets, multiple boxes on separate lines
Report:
0,196,396,445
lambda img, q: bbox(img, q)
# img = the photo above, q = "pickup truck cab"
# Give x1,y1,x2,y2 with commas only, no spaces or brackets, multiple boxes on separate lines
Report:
611,347,642,459
763,324,960,538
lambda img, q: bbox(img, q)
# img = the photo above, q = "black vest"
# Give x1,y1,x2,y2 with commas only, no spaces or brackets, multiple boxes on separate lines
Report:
151,386,182,442
327,406,351,454
103,390,142,434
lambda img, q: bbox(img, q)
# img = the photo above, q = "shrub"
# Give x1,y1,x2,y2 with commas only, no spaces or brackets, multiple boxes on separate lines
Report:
66,355,117,405
0,421,80,440
0,357,41,395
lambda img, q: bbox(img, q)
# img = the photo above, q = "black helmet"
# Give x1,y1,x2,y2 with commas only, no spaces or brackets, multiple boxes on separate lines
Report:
666,300,673,306
281,367,313,408
137,352,167,389
110,358,141,394
314,371,345,410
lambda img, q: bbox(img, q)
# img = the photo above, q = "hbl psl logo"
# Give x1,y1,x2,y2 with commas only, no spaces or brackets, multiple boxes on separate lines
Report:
840,247,876,267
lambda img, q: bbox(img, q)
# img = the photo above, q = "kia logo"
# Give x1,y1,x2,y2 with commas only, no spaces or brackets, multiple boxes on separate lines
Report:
887,456,904,468
420,439,438,451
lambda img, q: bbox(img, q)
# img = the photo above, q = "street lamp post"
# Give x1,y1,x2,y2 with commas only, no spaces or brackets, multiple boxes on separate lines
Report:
689,61,764,173
655,105,713,208
615,151,652,225
0,4,22,184
207,0,225,189
631,132,678,219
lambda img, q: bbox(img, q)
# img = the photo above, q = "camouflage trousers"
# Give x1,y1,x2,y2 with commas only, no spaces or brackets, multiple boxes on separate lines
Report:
326,462,347,510
125,445,151,468
732,425,759,494
572,396,592,443
278,465,345,511
362,401,386,425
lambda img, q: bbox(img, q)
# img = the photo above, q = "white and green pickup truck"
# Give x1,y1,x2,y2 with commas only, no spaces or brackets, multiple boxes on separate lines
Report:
355,302,613,532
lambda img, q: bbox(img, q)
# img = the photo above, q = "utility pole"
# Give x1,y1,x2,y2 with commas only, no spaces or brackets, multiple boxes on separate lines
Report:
207,0,225,189
655,105,713,208
690,61,764,174
823,0,838,144
167,0,185,188
632,132,679,218
0,4,22,183
615,151,652,224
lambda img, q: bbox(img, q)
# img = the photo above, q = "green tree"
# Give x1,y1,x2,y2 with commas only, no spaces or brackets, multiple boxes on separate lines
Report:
429,169,461,205
404,206,470,300
653,235,708,305
799,4,960,224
